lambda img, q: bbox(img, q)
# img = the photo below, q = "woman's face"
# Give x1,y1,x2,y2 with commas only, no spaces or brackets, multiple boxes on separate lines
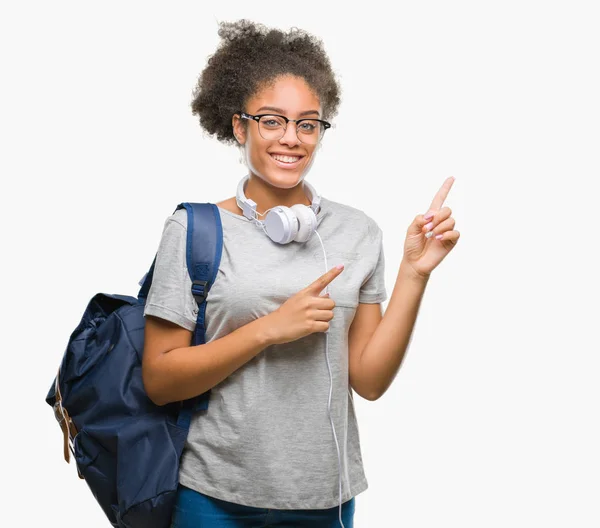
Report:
232,75,322,190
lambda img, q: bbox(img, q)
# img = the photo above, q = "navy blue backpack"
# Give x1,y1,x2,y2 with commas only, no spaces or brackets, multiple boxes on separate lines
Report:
46,202,223,528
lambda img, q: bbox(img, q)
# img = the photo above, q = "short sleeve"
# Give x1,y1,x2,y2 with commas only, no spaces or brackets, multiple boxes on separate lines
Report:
358,223,388,304
143,213,198,332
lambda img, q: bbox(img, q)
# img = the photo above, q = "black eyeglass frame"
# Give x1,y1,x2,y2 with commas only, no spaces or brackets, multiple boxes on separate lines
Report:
236,111,332,142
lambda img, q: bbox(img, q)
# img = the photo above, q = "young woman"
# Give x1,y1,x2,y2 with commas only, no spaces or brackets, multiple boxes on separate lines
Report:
142,19,459,528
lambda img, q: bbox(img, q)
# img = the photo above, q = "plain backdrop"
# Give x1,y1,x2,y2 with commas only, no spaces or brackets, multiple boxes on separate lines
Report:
2,1,599,526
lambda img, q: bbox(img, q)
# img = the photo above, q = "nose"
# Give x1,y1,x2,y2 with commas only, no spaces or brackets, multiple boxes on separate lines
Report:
279,123,301,147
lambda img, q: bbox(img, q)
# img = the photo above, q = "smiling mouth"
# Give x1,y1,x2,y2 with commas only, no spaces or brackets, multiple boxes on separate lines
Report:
270,153,303,163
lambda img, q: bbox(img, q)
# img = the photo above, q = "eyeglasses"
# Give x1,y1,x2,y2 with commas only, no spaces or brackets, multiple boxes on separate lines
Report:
237,111,332,145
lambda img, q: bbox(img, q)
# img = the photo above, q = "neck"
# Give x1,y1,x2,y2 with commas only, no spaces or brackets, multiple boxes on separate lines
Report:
243,174,313,216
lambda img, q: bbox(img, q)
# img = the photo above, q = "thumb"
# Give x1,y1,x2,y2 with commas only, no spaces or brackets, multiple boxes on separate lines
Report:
409,210,435,236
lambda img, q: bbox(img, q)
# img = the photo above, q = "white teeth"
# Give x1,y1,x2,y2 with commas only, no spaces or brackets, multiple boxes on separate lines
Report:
272,154,300,163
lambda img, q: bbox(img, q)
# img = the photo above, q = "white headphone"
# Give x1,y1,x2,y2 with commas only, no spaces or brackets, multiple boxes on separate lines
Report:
235,174,322,244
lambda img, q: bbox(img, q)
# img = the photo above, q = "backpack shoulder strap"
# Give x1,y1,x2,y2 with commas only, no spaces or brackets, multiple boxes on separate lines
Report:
176,202,223,422
137,202,223,424
175,202,223,347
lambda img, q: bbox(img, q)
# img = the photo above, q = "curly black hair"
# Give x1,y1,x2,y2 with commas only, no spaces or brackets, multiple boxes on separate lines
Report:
190,19,342,145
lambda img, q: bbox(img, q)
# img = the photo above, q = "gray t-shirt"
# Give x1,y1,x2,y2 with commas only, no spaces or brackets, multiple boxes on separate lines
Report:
143,194,387,509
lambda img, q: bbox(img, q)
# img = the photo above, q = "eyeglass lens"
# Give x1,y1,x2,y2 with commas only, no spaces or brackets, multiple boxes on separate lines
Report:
258,115,324,144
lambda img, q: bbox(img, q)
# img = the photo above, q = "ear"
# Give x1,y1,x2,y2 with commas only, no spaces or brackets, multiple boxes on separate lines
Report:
232,113,247,145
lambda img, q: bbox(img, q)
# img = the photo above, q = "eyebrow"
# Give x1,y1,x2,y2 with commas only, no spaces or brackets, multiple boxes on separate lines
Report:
255,106,321,117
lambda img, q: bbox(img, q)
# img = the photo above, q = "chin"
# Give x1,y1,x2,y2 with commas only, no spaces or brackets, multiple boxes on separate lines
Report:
253,166,306,190
273,160,316,187
273,171,304,187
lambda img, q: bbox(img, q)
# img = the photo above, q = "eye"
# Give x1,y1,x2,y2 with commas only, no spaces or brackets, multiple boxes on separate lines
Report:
298,121,319,133
260,115,286,129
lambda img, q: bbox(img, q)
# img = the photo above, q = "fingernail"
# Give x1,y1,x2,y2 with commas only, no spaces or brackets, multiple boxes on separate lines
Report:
336,264,344,270
424,212,434,220
424,221,433,231
435,234,443,240
425,231,433,239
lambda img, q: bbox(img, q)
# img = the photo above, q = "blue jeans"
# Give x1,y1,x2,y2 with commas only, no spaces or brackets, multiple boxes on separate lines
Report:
170,484,355,528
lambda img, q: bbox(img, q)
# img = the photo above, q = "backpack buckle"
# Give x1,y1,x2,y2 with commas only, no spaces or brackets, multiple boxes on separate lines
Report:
191,280,208,304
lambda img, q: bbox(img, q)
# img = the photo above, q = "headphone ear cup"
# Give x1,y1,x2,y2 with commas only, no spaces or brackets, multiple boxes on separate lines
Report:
291,204,317,243
264,206,298,244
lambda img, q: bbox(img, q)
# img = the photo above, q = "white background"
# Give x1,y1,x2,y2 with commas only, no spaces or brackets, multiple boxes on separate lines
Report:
2,1,599,526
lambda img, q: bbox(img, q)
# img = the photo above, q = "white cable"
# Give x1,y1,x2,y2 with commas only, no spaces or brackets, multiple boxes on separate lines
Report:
252,211,346,526
314,229,345,528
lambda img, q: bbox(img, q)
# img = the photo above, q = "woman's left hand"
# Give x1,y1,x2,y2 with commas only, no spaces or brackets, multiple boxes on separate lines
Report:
402,176,460,280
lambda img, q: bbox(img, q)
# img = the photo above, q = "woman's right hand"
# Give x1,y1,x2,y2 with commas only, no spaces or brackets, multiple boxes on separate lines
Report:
262,264,345,345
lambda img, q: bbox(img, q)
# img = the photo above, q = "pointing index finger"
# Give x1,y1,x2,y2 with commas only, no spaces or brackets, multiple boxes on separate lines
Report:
308,264,344,293
428,176,455,212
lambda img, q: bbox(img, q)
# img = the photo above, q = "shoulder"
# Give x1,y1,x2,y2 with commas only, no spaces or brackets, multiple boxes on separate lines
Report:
171,208,188,227
168,205,227,231
161,207,188,231
154,209,188,248
322,196,382,241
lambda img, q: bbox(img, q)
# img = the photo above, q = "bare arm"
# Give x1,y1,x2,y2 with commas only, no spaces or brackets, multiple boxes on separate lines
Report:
142,314,273,406
355,260,429,400
142,264,344,406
